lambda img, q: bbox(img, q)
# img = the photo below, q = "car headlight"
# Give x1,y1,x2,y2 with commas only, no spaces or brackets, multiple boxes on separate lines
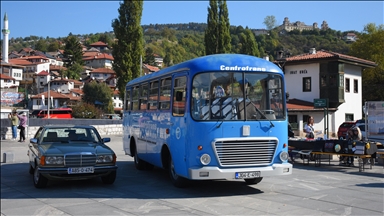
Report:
45,156,64,165
97,155,113,163
279,151,289,162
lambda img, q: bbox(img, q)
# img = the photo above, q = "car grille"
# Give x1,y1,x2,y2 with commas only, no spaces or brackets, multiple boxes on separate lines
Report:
64,153,96,167
213,139,277,167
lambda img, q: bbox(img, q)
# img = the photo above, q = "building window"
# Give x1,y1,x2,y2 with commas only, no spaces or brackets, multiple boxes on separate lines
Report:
339,74,344,87
353,79,358,93
345,113,354,121
302,77,311,92
345,78,350,92
288,115,298,130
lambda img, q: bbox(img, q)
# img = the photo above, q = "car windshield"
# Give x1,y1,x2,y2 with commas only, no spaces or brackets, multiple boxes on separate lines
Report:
41,127,101,143
191,72,285,121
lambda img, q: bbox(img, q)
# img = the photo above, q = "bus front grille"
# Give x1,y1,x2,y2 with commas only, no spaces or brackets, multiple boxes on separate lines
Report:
65,154,96,167
213,139,277,166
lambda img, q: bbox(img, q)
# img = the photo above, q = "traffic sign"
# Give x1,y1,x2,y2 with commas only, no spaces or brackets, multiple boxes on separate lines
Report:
314,98,327,108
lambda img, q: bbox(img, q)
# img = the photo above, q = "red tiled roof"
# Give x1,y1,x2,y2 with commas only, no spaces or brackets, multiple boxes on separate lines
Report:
282,50,376,67
83,53,114,61
0,74,15,80
83,51,100,57
8,59,37,65
90,68,115,74
30,91,71,99
70,88,84,95
50,65,67,71
20,56,49,60
144,64,160,72
287,98,337,112
37,70,49,76
113,89,120,95
90,41,108,47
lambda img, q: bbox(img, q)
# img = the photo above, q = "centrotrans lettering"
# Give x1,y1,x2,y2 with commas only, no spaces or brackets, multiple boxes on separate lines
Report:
123,54,292,188
220,65,267,71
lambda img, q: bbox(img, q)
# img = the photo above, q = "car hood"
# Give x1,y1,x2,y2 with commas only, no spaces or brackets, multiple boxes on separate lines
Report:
39,143,113,155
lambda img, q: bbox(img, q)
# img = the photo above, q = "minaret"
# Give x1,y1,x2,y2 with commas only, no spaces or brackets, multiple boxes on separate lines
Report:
2,13,10,63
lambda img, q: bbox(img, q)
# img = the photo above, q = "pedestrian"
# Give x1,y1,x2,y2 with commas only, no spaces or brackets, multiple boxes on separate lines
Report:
303,116,315,139
17,112,27,142
8,111,19,140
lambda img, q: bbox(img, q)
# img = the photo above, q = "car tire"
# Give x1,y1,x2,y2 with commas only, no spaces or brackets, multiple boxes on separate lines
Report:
33,166,48,188
168,155,188,188
29,164,34,174
244,177,263,185
134,147,146,170
101,171,116,184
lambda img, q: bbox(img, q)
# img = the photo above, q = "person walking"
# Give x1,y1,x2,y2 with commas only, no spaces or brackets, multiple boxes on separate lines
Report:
17,112,27,142
8,111,19,140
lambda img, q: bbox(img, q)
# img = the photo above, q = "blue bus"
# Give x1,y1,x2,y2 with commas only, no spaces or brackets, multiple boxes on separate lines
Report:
123,54,292,187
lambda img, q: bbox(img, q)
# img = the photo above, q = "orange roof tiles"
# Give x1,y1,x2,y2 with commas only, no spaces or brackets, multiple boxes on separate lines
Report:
0,74,15,80
90,68,115,74
90,41,108,47
8,59,37,65
282,50,376,67
30,90,71,99
144,64,160,72
37,70,49,76
83,51,100,57
83,53,114,61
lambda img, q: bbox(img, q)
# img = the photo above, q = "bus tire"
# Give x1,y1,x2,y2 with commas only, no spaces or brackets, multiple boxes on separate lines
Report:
168,155,188,188
134,147,146,170
145,163,154,170
244,177,263,185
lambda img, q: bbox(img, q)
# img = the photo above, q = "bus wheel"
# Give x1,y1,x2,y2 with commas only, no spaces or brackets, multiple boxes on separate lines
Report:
168,156,188,188
134,147,146,170
244,177,263,185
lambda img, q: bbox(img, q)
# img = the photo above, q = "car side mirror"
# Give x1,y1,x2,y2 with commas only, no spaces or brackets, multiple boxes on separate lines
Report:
102,138,111,143
30,138,38,144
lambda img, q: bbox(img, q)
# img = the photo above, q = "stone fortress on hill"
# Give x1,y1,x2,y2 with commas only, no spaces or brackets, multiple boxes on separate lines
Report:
280,17,329,32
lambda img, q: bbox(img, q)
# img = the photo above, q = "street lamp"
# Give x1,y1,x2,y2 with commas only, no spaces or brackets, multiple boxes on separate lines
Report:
47,76,54,119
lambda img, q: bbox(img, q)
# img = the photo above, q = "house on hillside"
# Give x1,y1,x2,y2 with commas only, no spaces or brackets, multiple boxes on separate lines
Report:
89,68,115,83
143,64,160,75
274,48,377,138
0,61,24,91
89,41,109,51
83,53,113,69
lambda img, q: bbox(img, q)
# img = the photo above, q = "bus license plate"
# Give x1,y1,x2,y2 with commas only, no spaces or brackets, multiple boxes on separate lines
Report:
235,171,260,179
68,167,94,174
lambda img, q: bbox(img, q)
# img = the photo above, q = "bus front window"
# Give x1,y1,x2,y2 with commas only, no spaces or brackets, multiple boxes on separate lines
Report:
191,72,285,121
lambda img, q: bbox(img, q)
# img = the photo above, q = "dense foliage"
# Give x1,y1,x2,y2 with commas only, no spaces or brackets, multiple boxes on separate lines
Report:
82,81,113,113
71,102,103,119
111,0,145,98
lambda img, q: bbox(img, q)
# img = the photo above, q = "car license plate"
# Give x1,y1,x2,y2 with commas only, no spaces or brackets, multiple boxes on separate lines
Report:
235,171,260,179
68,167,94,174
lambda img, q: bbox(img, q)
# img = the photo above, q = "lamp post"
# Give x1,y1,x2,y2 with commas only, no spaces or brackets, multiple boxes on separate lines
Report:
47,76,53,119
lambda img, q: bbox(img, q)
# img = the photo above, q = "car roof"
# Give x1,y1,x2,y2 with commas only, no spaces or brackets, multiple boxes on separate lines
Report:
42,125,96,129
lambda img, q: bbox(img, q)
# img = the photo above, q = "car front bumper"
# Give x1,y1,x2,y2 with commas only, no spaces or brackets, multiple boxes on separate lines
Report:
38,165,118,180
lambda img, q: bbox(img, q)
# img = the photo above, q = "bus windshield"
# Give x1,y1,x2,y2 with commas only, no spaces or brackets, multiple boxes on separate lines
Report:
192,72,285,121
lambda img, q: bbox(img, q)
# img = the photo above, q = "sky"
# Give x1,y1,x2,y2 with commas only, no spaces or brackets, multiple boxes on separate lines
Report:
0,1,383,39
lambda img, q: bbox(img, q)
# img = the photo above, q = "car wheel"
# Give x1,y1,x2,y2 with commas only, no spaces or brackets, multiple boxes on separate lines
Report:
244,177,263,185
168,155,188,188
134,147,146,170
33,166,48,188
101,171,116,184
145,163,154,170
29,164,34,174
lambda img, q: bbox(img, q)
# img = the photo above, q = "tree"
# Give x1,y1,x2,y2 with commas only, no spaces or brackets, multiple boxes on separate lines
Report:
112,0,145,99
349,23,384,101
34,39,47,52
263,15,277,30
144,47,156,66
205,0,231,55
82,81,114,113
72,102,103,119
64,62,82,80
239,28,260,57
63,35,84,68
47,41,60,52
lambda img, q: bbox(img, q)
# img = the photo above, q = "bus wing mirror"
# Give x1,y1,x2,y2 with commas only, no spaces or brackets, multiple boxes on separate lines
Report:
176,91,183,101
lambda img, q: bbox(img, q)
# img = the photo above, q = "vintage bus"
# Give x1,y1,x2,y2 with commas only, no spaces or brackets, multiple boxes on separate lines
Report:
35,108,73,119
123,54,292,187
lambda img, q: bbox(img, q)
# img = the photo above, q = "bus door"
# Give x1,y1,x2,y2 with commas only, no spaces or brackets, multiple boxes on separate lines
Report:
169,74,188,176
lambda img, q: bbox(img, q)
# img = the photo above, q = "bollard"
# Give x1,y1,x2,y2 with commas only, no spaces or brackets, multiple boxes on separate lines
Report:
2,152,14,163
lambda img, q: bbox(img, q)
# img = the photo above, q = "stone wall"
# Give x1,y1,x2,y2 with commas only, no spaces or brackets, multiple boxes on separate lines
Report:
0,118,123,140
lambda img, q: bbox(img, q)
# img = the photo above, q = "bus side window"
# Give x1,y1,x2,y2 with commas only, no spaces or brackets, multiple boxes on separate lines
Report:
139,83,149,110
148,80,159,110
132,86,139,111
125,89,131,110
160,77,172,110
172,76,186,116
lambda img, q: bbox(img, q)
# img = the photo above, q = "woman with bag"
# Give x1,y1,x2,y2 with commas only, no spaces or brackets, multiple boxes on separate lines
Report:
303,116,315,139
8,111,19,140
17,112,27,142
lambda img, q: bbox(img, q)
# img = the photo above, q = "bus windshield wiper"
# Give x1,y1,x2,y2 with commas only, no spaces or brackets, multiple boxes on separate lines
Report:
246,96,274,128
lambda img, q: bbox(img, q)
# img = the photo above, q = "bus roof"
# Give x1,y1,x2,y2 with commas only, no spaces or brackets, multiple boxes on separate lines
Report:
126,54,283,87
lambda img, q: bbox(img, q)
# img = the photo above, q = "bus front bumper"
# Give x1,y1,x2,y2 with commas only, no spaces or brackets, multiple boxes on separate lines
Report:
188,163,292,180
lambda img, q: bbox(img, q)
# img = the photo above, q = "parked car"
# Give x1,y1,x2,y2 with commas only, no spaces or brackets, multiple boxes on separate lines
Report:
28,125,118,188
337,121,355,139
358,124,366,140
355,119,365,127
103,114,121,120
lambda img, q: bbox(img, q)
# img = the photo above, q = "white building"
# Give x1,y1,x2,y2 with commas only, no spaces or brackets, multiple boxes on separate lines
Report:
83,53,114,69
275,48,377,138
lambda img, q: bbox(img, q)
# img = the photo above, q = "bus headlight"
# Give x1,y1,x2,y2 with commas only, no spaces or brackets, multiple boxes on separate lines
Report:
200,154,211,165
279,151,289,162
